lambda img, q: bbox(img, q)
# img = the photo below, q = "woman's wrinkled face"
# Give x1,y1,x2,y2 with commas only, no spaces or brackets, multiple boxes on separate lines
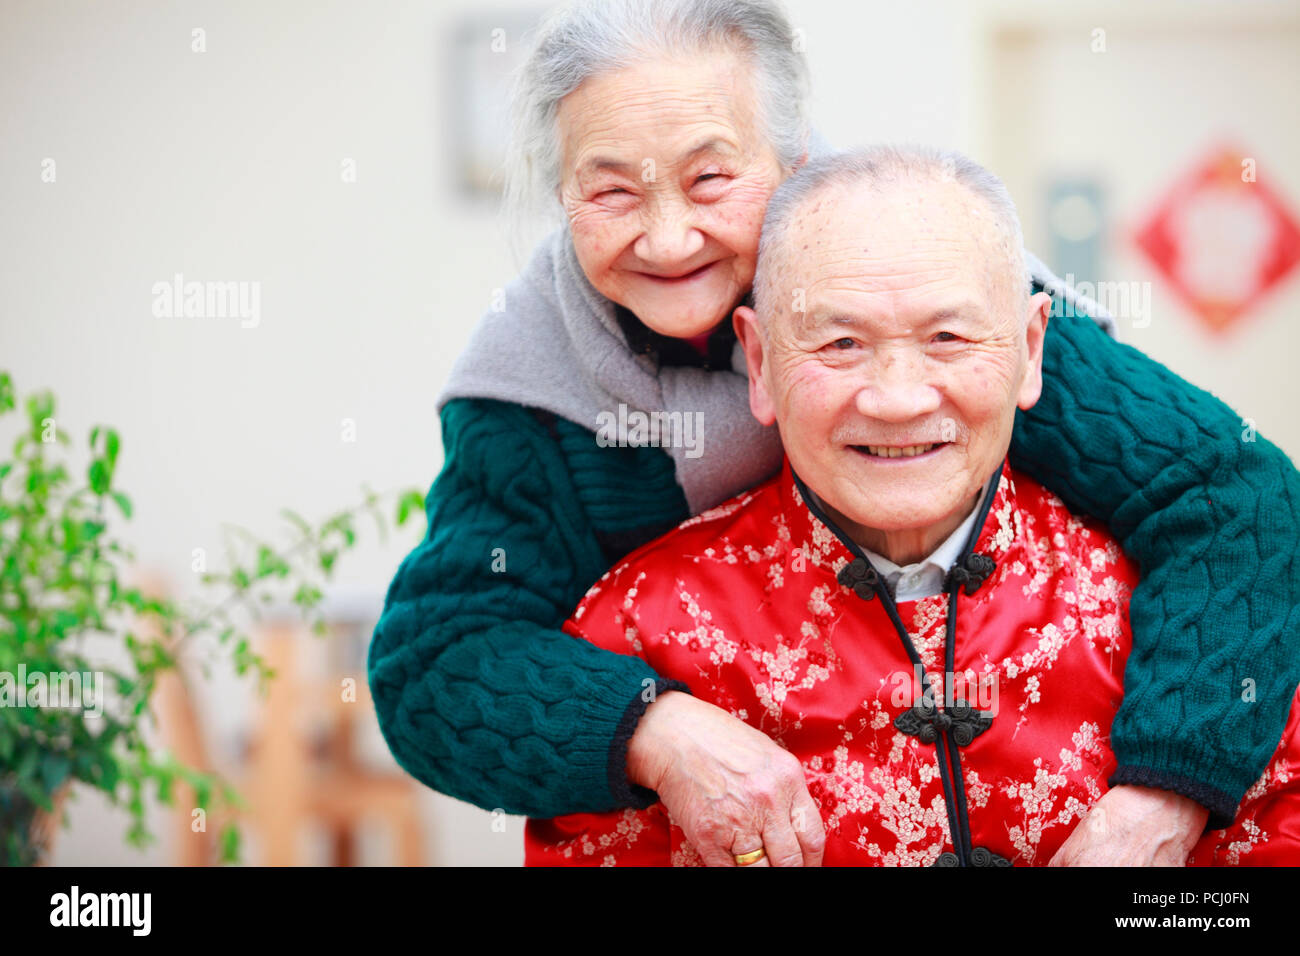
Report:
557,48,788,338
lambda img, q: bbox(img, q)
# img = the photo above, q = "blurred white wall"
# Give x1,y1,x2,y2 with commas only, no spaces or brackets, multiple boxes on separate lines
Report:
985,1,1300,451
2,0,1296,867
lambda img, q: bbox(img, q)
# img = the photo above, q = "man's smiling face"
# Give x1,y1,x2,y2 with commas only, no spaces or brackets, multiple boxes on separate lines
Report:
736,176,1050,562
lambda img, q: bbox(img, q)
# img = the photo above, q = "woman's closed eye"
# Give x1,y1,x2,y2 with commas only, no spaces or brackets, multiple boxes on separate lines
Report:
690,171,730,198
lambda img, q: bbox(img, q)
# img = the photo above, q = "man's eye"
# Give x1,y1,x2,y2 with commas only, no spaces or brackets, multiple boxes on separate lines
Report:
598,187,628,197
933,331,960,343
831,337,856,350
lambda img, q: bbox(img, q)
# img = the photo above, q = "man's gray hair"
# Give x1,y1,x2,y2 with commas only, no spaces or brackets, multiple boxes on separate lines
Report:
504,0,810,226
754,144,1030,325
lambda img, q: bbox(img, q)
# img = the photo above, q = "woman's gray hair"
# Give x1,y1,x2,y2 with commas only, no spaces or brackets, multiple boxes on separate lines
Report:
504,0,810,227
755,144,1030,324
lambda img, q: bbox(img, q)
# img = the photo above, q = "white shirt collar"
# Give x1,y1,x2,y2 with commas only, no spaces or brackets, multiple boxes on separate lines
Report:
809,477,996,603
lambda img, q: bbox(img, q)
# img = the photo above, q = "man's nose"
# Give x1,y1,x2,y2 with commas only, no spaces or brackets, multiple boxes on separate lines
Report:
633,197,704,265
854,351,942,422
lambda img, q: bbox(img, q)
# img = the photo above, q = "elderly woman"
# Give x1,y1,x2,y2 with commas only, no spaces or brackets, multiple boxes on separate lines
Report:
525,145,1300,865
367,0,1300,866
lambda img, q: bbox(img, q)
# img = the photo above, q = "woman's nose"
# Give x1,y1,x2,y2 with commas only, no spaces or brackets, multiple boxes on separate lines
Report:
633,199,705,266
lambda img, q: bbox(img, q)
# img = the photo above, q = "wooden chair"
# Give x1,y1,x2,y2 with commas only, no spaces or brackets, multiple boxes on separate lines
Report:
146,578,425,866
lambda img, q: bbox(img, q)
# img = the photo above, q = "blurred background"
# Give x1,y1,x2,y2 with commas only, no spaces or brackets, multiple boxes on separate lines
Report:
1,0,1297,866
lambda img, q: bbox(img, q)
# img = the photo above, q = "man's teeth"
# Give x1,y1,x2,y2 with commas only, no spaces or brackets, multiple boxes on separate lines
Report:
863,443,939,458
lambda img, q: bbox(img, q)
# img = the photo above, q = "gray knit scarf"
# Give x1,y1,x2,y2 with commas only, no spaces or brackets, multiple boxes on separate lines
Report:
437,227,1115,515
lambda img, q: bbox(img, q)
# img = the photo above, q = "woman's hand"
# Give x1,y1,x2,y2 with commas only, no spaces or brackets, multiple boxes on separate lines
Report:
626,691,826,866
1048,785,1208,866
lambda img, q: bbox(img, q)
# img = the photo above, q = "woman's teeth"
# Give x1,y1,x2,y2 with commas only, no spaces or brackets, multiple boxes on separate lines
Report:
863,443,939,458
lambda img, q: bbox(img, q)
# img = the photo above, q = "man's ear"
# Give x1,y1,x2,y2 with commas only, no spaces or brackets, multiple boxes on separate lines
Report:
1016,291,1052,411
733,305,777,426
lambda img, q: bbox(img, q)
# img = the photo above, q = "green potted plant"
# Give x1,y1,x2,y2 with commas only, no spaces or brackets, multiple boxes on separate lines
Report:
0,370,426,865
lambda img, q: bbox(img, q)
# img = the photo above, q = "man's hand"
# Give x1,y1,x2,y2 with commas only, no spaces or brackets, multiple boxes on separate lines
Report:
1048,785,1209,866
626,691,826,866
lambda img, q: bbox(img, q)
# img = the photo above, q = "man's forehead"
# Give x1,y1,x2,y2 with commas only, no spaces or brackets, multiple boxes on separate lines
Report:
785,179,997,250
770,180,1011,317
781,232,990,306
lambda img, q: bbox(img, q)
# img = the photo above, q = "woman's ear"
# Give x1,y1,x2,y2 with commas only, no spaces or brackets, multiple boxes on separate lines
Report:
733,305,777,426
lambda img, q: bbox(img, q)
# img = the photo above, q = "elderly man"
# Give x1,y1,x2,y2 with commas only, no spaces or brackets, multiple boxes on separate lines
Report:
524,146,1300,866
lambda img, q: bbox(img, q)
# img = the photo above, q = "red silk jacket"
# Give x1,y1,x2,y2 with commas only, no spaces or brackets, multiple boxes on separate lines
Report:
526,459,1300,866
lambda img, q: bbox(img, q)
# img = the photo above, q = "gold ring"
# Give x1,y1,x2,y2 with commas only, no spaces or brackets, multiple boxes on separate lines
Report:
734,847,766,866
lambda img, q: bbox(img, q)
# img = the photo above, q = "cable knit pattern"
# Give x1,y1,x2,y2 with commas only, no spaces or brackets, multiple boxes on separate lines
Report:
1010,304,1300,828
367,400,692,816
369,296,1300,824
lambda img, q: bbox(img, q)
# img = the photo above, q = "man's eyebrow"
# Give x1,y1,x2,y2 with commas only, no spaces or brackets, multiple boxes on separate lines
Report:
796,312,860,335
799,305,979,331
575,138,737,179
925,307,971,325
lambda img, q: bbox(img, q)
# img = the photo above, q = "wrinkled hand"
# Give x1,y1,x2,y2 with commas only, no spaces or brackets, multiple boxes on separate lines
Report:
626,691,825,866
1048,785,1209,866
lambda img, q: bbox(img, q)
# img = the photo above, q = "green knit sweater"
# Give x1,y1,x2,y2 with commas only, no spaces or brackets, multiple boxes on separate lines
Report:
368,289,1300,829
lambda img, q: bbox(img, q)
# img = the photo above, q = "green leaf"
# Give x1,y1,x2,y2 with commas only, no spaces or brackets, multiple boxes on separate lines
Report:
156,772,173,806
16,745,39,781
395,489,425,527
27,392,54,434
254,545,288,579
88,459,110,495
104,429,120,466
99,755,120,792
111,491,132,518
280,508,312,537
220,824,241,864
18,776,53,813
41,753,71,792
292,583,323,609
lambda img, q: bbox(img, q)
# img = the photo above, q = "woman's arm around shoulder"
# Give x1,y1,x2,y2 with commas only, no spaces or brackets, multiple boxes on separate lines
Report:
1010,295,1300,829
366,397,684,817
